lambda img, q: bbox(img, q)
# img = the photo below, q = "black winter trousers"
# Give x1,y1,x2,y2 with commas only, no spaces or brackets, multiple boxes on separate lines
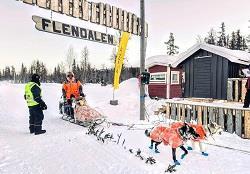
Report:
29,106,44,133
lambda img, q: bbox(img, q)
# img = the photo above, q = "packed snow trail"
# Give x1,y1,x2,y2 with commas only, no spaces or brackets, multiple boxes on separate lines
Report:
0,82,154,174
1,80,250,174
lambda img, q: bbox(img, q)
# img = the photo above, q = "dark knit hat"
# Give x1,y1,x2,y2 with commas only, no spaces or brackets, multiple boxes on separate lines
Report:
31,74,40,83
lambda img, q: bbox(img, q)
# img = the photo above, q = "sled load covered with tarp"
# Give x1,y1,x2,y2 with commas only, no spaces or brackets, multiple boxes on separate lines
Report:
59,96,106,127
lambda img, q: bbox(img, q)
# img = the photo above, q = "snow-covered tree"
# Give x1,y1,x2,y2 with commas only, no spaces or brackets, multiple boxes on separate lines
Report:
196,35,204,44
10,66,16,82
66,46,76,71
80,46,89,82
72,59,77,76
217,22,227,47
242,38,248,51
235,30,243,50
204,28,217,45
19,63,28,83
229,32,237,50
164,32,179,55
110,47,117,66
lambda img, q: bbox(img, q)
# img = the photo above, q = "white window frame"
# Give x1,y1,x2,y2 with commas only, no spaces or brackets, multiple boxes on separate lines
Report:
171,71,180,84
149,72,167,84
182,72,185,83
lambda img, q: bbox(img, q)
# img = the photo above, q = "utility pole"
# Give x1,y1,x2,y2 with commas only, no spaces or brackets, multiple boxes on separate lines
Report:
140,0,146,120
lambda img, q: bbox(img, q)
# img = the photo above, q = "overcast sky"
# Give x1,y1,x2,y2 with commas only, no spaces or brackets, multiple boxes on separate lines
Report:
0,0,250,72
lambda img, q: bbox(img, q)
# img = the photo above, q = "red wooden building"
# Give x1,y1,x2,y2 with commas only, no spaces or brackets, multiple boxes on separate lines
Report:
146,55,183,99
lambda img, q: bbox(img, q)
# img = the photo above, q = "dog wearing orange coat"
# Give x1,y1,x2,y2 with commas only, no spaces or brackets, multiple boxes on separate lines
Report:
145,122,200,165
186,122,223,156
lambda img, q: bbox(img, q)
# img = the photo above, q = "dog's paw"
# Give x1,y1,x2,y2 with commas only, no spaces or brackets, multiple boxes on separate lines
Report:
174,160,181,165
202,152,209,156
155,149,160,153
181,153,187,159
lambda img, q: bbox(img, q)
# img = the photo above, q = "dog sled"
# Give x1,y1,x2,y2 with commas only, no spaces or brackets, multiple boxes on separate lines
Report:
59,96,106,127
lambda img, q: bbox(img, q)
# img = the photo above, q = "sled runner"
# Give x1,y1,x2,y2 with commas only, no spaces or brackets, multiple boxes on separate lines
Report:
59,96,106,127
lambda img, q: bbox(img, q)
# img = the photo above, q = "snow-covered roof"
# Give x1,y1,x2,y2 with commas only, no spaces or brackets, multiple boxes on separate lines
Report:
146,55,179,68
172,43,250,67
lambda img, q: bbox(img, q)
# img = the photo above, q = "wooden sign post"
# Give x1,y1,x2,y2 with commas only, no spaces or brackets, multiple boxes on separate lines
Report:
19,0,148,37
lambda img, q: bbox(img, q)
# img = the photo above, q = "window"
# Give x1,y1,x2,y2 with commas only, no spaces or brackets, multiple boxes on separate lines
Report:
171,71,179,84
150,72,167,83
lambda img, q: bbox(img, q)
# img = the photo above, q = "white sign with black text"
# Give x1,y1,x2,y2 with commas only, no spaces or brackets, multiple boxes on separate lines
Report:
32,15,116,45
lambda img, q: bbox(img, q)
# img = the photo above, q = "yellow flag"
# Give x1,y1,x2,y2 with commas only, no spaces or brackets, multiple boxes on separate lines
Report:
113,32,130,89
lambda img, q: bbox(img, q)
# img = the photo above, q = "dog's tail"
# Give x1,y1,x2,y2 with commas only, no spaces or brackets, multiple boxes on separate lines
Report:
145,129,151,137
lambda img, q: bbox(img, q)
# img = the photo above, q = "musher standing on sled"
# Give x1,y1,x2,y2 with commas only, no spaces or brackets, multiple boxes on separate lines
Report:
61,72,85,117
24,74,47,135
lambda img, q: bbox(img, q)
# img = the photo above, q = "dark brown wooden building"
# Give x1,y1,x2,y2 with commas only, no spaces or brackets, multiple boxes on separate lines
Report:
172,43,250,99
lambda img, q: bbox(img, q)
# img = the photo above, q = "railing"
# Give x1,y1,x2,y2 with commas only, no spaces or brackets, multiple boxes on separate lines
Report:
227,78,247,102
164,101,250,139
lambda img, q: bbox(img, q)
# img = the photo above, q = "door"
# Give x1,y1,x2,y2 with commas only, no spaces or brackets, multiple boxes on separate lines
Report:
193,57,212,98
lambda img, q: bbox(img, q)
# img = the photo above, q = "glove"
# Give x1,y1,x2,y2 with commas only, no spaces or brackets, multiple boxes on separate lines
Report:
40,101,47,110
62,96,67,103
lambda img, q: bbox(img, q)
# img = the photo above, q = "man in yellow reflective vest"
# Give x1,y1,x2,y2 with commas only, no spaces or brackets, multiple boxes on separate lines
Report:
24,74,47,135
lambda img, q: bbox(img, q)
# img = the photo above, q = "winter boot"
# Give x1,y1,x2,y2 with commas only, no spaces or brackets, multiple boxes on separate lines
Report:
174,160,180,165
201,152,209,156
35,130,46,135
34,126,46,135
29,127,35,134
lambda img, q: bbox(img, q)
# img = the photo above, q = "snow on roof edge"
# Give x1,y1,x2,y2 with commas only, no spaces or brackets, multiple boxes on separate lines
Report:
171,43,250,67
146,55,179,68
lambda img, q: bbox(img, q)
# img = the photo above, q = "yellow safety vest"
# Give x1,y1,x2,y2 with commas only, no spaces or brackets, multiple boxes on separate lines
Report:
25,82,41,107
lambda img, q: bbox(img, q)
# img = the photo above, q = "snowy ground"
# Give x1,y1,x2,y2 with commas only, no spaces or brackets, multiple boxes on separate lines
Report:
1,79,250,174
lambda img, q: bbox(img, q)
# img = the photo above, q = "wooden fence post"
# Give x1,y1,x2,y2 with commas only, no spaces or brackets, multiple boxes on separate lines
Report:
197,106,202,124
203,106,208,125
181,105,185,122
218,108,224,130
235,110,242,137
177,104,181,121
242,79,247,102
208,107,214,123
187,106,191,123
171,104,176,120
227,80,233,101
235,80,239,102
227,109,234,133
192,105,196,121
244,111,250,139
166,103,170,120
